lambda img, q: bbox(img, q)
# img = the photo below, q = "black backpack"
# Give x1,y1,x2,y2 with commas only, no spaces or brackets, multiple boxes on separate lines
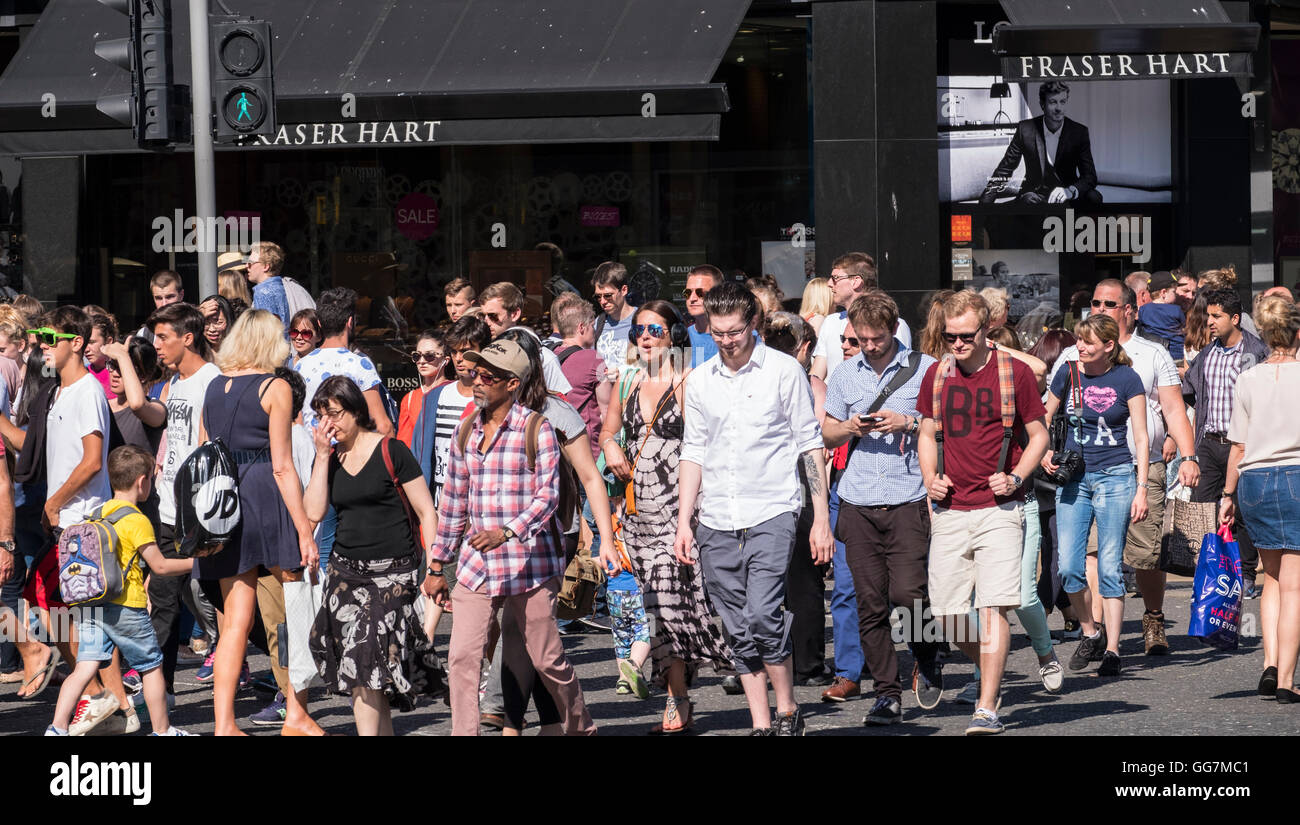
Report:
173,437,242,558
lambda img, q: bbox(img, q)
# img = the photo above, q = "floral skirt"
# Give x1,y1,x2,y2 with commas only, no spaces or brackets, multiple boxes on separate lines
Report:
308,553,444,711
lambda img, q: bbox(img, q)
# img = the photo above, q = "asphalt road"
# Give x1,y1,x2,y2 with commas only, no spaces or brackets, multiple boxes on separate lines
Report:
2,575,1298,737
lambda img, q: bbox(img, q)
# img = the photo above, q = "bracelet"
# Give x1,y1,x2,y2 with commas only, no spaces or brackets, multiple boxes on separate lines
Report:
600,438,618,450
1221,491,1235,498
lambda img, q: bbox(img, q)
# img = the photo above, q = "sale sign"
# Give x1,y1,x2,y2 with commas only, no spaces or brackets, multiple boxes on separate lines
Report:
396,192,439,241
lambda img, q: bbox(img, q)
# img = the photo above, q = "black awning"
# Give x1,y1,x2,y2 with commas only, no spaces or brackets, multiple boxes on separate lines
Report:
991,0,1260,80
0,0,744,156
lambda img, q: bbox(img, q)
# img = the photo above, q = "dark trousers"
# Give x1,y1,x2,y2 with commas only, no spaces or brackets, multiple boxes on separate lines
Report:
786,506,827,679
1193,437,1258,585
837,498,940,701
147,524,188,694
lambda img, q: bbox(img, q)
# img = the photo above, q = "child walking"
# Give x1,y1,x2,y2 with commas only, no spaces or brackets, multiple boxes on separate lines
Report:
45,446,197,736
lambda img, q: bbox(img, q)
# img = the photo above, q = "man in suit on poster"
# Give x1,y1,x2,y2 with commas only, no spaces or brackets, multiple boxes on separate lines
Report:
979,81,1102,206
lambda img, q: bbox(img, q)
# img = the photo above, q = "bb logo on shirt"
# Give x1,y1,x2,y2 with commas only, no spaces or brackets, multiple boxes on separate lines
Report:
943,386,997,437
195,476,240,536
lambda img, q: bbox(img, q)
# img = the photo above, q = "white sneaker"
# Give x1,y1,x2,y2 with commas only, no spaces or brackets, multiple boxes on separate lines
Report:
123,706,141,734
69,692,120,736
150,726,194,736
1038,654,1065,694
44,725,68,736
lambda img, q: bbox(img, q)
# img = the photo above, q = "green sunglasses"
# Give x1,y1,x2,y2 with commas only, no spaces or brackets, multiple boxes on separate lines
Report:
28,327,79,347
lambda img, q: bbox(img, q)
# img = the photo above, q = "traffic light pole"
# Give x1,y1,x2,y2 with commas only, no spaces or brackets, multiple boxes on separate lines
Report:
189,0,217,298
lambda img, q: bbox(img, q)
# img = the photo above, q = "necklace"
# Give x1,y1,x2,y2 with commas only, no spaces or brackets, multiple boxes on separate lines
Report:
1266,349,1298,363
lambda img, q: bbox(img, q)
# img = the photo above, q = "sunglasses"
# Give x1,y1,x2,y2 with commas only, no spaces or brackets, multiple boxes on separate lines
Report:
941,331,978,344
411,350,444,363
28,327,78,347
468,368,504,386
106,359,121,374
840,335,860,348
1090,299,1120,309
287,328,315,340
682,287,708,299
633,324,668,339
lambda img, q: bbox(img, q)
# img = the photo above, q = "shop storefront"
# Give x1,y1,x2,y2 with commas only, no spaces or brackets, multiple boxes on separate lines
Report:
0,0,1290,383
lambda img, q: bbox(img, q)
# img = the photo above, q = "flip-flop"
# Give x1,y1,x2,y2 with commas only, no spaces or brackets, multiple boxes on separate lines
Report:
19,648,61,699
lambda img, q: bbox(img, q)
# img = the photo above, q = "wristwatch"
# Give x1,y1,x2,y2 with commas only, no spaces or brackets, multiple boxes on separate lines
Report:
1009,473,1024,489
0,539,14,554
426,564,443,577
501,527,516,542
1184,456,1199,464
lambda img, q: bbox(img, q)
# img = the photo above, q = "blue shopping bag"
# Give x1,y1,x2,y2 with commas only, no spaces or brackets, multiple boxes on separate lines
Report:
1188,525,1244,650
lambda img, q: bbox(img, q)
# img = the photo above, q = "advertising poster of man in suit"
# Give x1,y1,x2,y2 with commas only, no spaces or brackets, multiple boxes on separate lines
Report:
980,81,1102,206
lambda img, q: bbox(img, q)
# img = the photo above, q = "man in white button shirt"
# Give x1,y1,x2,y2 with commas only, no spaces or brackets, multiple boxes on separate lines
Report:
675,282,833,736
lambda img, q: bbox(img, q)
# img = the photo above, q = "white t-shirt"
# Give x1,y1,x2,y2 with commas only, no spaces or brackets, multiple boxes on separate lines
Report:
157,362,222,525
595,310,637,377
1046,334,1180,464
431,382,474,502
814,310,913,382
46,373,112,528
295,347,382,430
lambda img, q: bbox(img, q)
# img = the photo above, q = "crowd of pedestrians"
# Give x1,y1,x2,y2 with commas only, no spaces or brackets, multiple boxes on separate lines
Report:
1,246,1298,737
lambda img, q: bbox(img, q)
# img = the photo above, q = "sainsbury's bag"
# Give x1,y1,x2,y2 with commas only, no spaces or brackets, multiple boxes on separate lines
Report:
1188,525,1244,650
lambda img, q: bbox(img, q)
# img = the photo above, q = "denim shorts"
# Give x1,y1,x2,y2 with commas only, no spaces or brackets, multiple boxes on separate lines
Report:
75,603,165,673
1238,467,1300,551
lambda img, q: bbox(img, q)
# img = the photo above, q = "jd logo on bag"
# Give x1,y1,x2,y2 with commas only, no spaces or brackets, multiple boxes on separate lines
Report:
196,476,240,535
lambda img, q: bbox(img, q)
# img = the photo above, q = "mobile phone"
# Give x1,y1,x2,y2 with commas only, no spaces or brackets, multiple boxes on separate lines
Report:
859,414,882,424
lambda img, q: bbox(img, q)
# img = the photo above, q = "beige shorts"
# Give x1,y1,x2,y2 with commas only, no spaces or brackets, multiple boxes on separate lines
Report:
1124,461,1167,570
928,501,1024,615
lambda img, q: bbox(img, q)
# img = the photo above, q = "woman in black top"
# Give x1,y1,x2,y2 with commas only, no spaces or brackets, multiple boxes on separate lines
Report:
305,375,444,735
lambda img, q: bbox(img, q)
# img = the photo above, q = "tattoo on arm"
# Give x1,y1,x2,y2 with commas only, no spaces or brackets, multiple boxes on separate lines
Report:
801,452,821,497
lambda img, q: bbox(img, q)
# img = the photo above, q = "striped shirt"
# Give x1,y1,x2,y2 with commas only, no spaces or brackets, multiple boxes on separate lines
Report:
1200,338,1244,434
430,402,562,595
430,382,473,502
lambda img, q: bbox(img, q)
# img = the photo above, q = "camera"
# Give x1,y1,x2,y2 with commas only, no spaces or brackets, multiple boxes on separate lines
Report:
1047,449,1084,485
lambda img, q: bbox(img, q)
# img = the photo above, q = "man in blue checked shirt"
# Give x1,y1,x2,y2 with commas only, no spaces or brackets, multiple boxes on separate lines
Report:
822,291,943,727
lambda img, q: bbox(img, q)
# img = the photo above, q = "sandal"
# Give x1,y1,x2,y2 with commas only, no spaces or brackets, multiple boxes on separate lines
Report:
618,659,650,700
18,648,61,700
649,696,694,735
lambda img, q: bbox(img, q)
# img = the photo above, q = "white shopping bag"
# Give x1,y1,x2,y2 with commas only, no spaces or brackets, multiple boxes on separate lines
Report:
283,568,324,692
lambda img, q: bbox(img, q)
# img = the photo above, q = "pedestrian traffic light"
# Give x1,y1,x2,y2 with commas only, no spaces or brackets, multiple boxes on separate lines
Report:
93,0,184,148
209,16,275,142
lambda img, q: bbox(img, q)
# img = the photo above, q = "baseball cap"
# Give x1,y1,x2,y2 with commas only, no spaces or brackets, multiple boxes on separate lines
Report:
1148,271,1176,293
464,340,530,381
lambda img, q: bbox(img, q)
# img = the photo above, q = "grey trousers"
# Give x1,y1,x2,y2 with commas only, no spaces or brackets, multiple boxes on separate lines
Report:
697,511,798,675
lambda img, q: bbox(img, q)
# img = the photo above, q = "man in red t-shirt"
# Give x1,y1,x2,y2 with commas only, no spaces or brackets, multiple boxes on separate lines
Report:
550,293,609,457
917,290,1048,736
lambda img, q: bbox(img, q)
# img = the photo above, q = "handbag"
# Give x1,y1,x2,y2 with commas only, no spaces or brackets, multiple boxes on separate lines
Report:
1160,498,1216,577
556,547,606,621
623,375,679,517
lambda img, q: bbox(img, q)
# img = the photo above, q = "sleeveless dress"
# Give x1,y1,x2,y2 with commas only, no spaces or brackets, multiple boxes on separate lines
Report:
196,373,302,580
621,380,732,687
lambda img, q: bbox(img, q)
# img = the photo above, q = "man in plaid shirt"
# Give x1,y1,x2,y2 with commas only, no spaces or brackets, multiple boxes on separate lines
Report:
424,339,595,736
